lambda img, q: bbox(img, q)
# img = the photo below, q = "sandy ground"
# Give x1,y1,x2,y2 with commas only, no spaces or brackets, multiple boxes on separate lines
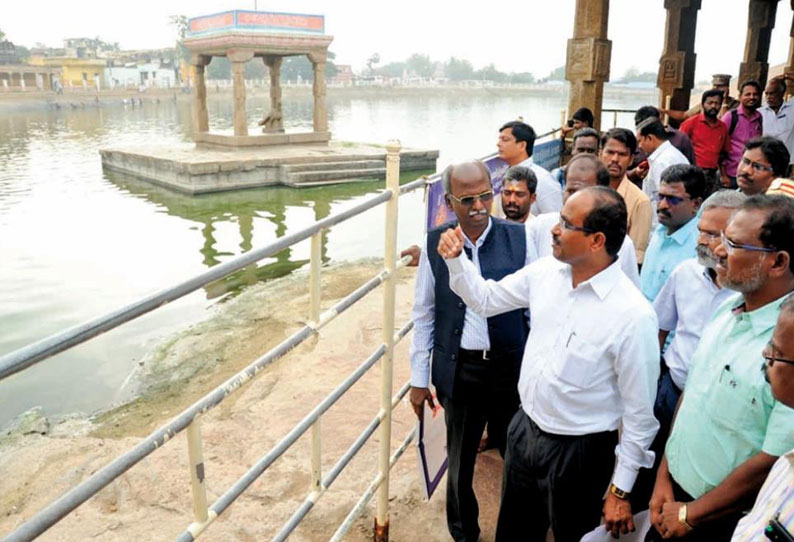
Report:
0,260,505,542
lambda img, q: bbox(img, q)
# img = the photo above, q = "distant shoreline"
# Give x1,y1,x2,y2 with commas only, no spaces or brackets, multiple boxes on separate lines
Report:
0,83,660,112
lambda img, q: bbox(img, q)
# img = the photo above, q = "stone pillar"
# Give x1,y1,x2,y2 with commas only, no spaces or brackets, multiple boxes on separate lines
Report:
739,0,780,89
784,0,794,97
309,51,328,133
191,54,211,135
657,0,702,118
564,0,611,131
228,49,254,137
19,73,26,90
262,55,284,133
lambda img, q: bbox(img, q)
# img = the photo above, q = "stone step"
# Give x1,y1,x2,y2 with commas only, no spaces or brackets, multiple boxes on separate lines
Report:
283,159,386,173
286,167,388,186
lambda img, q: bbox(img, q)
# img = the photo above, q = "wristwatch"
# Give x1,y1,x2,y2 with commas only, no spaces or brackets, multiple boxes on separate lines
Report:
678,503,694,530
609,483,629,500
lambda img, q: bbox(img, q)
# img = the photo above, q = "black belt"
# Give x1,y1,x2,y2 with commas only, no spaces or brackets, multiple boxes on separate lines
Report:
459,348,492,361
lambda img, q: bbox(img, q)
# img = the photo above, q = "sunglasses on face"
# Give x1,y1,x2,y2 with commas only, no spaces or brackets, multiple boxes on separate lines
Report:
658,193,691,206
740,157,775,173
447,190,494,206
720,231,776,255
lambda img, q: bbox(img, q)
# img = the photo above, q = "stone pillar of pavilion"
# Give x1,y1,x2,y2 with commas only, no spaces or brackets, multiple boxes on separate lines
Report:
787,1,794,98
739,0,780,89
228,49,254,137
191,54,211,134
657,0,702,119
565,0,611,131
262,55,284,133
309,51,328,134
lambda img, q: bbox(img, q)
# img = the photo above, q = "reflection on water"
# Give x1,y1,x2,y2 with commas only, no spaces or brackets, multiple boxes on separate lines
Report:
0,88,656,427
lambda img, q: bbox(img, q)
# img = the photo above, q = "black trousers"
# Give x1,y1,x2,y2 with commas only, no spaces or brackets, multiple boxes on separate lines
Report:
495,410,618,542
438,350,520,542
632,367,682,512
644,477,743,542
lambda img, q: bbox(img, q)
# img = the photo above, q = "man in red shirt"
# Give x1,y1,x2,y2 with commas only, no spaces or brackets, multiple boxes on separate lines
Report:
680,89,730,194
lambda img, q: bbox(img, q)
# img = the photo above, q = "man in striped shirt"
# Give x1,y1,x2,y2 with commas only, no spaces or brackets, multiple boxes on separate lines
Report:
731,295,794,541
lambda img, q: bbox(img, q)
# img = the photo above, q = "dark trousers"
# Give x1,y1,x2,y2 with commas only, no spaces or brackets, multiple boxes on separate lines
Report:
644,477,743,542
632,368,682,512
438,351,520,542
495,410,618,542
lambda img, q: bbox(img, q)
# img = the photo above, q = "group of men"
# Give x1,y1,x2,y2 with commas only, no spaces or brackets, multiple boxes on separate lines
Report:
407,75,794,542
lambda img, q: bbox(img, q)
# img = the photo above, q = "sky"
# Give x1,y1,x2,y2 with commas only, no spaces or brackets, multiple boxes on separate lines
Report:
1,0,791,82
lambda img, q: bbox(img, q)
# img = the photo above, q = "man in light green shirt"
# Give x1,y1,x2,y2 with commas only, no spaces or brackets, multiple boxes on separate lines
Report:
648,195,794,541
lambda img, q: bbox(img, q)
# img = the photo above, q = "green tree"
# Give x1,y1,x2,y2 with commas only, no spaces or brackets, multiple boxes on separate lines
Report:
445,57,474,80
475,63,507,82
366,53,380,74
406,53,433,77
376,61,406,78
169,15,190,84
0,29,5,41
509,72,535,84
545,65,565,81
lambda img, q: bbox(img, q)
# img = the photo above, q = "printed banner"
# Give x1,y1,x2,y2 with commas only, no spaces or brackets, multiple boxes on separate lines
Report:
425,138,563,231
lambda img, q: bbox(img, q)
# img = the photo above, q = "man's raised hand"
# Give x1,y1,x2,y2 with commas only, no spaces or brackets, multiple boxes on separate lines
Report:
437,226,465,260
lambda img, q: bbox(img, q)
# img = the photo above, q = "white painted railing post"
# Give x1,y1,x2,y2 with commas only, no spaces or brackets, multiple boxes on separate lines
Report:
375,140,401,542
186,419,209,524
309,230,323,495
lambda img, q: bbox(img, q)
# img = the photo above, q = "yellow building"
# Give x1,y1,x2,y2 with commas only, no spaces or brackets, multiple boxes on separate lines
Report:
28,56,107,87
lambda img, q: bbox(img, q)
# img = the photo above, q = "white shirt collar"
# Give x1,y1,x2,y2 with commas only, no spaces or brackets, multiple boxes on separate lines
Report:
558,258,623,300
649,140,672,162
461,217,493,249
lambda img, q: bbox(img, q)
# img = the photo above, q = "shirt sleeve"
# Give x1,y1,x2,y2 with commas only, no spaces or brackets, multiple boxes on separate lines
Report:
611,309,662,491
630,197,653,265
408,237,435,388
445,253,533,317
762,400,794,457
532,170,563,215
653,269,679,332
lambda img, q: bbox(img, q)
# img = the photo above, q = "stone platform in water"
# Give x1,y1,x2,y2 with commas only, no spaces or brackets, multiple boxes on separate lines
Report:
99,141,439,194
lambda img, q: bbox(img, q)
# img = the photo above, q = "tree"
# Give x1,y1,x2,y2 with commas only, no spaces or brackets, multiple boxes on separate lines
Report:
509,72,535,84
617,66,656,83
376,61,406,78
545,65,565,81
366,53,380,74
0,29,5,42
406,53,433,77
445,57,474,81
169,15,190,84
475,63,506,82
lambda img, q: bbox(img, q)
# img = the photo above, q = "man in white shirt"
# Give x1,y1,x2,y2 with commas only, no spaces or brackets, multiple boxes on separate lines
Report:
760,75,794,176
437,186,659,542
637,117,690,226
631,190,745,510
525,153,641,286
496,120,563,215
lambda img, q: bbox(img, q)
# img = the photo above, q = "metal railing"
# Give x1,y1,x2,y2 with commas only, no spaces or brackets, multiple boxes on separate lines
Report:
1,140,426,542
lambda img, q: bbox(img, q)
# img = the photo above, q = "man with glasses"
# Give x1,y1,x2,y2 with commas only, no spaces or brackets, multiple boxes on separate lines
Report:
601,128,654,264
408,161,529,542
437,185,659,542
631,191,745,511
731,294,794,541
525,153,641,285
737,136,791,196
640,164,706,301
760,75,794,177
648,195,794,541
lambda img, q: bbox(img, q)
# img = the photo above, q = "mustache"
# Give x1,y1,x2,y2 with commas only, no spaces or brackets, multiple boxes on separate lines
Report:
658,209,672,217
468,209,488,217
696,244,718,268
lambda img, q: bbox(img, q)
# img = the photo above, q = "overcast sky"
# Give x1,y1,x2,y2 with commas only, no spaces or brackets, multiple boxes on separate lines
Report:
1,1,791,81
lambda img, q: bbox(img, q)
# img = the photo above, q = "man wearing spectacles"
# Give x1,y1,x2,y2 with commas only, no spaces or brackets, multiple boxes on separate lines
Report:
730,295,794,541
408,161,530,542
438,185,659,542
737,137,791,196
639,164,706,301
648,195,794,541
630,191,746,512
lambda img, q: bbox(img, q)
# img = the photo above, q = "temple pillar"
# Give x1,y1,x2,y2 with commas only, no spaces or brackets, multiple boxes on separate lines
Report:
191,54,211,134
564,0,611,131
262,55,284,133
785,1,794,98
738,0,780,89
228,49,254,137
657,0,702,119
309,51,328,133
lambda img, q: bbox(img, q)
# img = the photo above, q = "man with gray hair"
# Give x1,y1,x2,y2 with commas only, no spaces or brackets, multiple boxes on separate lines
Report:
409,161,529,542
631,190,746,510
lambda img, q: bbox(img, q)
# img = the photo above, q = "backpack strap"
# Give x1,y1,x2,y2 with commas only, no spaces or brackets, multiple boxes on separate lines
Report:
728,109,739,136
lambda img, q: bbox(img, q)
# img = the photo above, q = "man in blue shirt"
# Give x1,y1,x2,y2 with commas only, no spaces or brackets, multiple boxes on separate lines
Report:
640,164,706,301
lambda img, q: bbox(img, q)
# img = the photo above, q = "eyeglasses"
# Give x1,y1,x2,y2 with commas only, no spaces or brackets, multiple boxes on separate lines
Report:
658,193,692,206
740,157,775,173
763,343,794,367
447,190,494,206
697,227,720,242
720,230,776,254
559,216,596,234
